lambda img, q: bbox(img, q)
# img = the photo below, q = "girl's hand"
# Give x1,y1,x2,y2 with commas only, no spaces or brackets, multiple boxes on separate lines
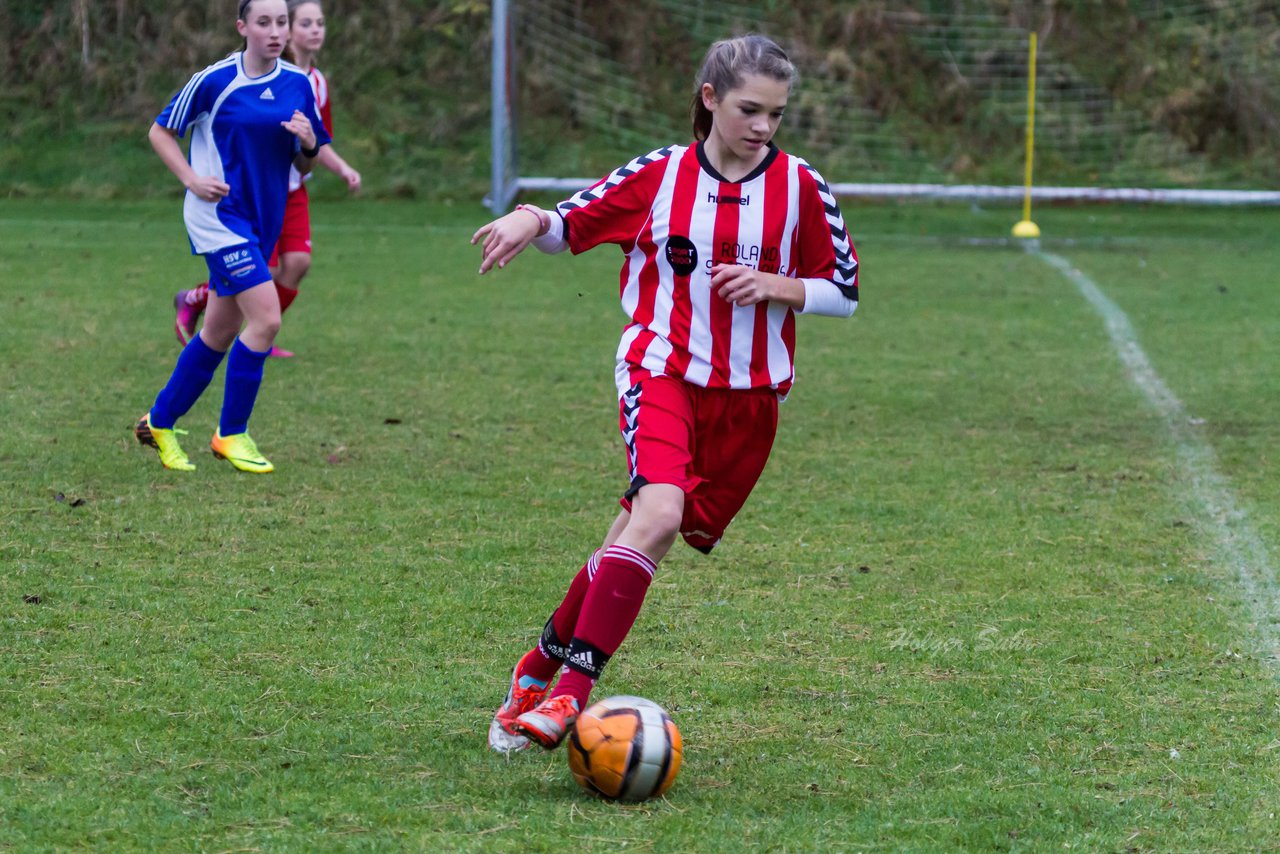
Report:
281,110,317,150
340,165,362,193
470,209,543,274
710,264,774,306
185,176,230,202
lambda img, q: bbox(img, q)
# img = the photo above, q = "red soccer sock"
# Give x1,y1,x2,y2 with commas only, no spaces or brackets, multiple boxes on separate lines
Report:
275,282,299,313
518,550,603,684
550,667,597,709
550,545,656,708
552,549,601,642
513,646,557,687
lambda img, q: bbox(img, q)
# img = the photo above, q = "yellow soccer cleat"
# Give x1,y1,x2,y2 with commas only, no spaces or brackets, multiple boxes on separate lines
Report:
134,412,196,471
210,430,274,474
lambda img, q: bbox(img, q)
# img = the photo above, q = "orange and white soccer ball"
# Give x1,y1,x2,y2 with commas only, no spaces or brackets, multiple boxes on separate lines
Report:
566,695,682,801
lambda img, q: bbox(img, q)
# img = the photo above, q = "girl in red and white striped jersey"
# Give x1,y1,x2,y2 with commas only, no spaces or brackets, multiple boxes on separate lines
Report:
173,0,361,358
474,34,859,752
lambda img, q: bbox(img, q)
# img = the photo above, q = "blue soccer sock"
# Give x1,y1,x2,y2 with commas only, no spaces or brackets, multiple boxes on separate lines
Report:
150,335,226,429
219,338,270,436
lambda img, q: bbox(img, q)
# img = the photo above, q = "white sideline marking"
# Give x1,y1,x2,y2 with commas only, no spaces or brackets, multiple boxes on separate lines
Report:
1035,248,1280,664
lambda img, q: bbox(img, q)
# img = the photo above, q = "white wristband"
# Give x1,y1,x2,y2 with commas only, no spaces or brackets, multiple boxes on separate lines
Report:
530,210,569,254
799,278,858,317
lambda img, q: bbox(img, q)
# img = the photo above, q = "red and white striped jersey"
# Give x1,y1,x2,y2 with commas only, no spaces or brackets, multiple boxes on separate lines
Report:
557,142,858,398
287,64,334,192
310,66,333,135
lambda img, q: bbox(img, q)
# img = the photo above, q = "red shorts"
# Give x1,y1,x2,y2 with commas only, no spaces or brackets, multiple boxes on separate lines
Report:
268,184,312,266
618,375,778,553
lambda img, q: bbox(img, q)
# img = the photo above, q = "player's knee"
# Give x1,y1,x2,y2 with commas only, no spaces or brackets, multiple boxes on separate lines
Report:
284,255,310,286
246,314,281,342
280,253,310,288
634,501,683,542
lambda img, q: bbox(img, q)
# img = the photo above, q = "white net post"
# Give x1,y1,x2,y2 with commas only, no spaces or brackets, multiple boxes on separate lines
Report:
485,0,518,214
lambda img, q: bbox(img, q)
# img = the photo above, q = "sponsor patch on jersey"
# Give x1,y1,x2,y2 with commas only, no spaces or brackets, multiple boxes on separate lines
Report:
665,235,698,277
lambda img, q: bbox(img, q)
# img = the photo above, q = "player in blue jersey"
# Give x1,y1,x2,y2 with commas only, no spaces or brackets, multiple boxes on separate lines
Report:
134,0,331,473
171,0,362,359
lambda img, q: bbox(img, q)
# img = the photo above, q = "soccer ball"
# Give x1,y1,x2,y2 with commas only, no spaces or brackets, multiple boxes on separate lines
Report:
567,695,682,801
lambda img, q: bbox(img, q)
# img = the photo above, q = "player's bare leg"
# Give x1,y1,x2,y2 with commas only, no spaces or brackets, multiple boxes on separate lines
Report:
266,252,310,358
613,484,683,561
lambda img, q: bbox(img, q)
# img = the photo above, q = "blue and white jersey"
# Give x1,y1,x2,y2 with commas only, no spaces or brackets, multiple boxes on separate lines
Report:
157,53,331,257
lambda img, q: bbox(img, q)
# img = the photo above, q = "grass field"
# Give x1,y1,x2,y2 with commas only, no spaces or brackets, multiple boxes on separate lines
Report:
2,196,1279,852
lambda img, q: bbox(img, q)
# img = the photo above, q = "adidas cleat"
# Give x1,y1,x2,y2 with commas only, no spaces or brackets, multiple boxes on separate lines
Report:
210,430,274,473
513,695,580,750
488,663,551,753
134,412,195,471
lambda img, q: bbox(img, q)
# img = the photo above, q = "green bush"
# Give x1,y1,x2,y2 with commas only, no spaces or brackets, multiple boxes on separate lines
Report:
2,1,1276,197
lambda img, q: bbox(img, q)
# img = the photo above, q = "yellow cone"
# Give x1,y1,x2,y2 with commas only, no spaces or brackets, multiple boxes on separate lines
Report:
1012,219,1041,239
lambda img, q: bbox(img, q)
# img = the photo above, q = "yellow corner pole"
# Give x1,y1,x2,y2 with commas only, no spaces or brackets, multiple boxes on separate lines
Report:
1012,31,1041,239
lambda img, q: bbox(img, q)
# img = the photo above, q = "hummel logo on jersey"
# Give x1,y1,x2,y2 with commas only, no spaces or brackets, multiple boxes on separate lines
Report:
259,87,275,100
708,192,750,206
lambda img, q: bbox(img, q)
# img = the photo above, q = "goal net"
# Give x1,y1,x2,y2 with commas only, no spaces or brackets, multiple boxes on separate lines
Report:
488,0,1280,211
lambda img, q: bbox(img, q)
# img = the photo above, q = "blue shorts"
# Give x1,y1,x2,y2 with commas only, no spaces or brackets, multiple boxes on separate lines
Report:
203,243,275,297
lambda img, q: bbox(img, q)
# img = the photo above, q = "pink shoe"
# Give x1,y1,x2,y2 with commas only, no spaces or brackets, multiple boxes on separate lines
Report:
513,695,581,750
268,345,294,359
488,663,551,753
174,291,202,346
